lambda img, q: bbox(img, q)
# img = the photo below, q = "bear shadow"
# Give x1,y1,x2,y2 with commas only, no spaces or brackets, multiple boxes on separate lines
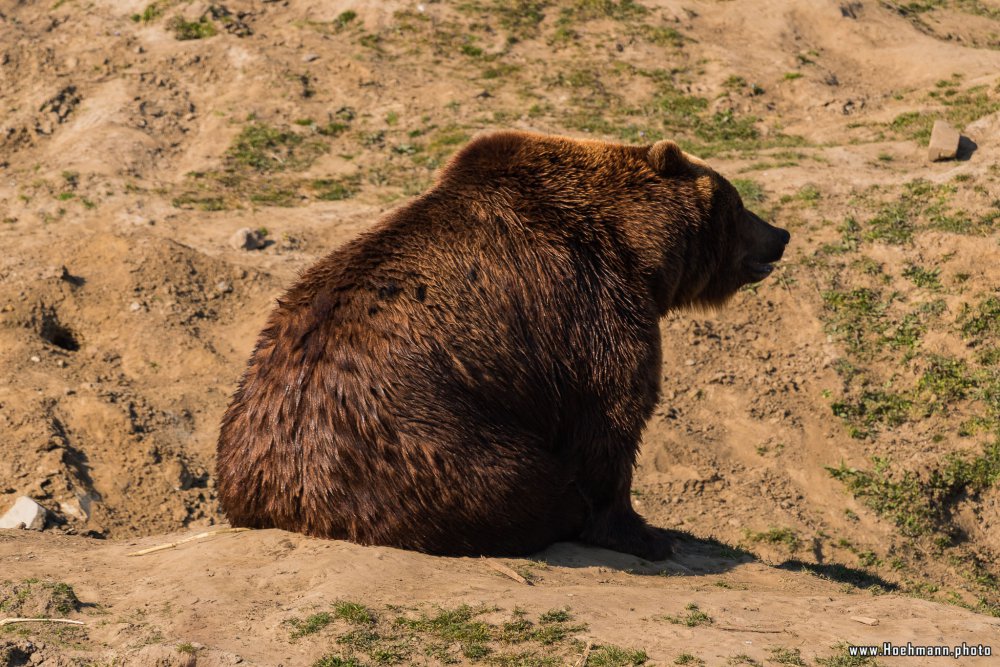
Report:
536,530,752,577
537,529,899,592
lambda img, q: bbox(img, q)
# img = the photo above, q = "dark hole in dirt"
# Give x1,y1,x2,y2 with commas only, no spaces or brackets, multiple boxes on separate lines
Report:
40,317,80,351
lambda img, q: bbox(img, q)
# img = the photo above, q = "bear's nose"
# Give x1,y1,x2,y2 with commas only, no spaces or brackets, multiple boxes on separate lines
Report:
776,228,791,246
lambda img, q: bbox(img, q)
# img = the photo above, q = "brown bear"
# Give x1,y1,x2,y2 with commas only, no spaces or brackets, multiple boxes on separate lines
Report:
216,131,789,560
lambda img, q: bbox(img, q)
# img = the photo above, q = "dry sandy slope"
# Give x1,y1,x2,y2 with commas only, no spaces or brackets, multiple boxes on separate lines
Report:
1,0,1000,664
3,528,1000,666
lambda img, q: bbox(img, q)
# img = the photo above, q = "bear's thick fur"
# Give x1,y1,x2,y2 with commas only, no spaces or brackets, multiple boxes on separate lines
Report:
216,131,789,559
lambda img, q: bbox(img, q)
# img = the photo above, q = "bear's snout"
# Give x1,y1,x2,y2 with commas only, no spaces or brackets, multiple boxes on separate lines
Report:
760,225,790,263
744,212,790,282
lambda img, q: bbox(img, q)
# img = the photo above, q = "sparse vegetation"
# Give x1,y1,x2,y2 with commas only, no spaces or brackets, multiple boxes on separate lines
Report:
587,644,650,666
288,611,335,638
169,16,217,40
227,122,325,172
828,441,1000,539
769,647,807,665
287,602,596,663
816,642,882,666
732,178,766,206
0,579,80,617
662,603,713,627
746,527,802,551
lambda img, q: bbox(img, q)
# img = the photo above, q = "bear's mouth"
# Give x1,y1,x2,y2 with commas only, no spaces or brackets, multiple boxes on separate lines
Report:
746,261,776,282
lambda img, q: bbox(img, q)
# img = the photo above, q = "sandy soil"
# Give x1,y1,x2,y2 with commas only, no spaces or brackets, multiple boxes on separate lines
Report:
1,0,999,664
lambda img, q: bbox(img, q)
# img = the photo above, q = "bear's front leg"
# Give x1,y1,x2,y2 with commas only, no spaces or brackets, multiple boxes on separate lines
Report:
578,495,673,561
573,451,672,560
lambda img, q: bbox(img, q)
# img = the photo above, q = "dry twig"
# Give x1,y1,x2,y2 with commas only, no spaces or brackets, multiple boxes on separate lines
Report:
127,527,250,556
480,557,532,585
0,618,85,627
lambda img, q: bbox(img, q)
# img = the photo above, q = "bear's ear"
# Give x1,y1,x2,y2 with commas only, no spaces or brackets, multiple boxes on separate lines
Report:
646,140,690,176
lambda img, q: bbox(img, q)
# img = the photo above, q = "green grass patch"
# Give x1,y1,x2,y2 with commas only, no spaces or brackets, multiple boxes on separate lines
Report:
821,288,889,355
587,644,649,666
892,82,1000,142
132,1,169,23
828,442,1000,538
662,603,713,627
564,0,649,21
902,264,942,290
745,527,801,551
313,657,362,667
732,178,765,206
0,580,80,617
458,1,549,39
312,175,360,201
288,612,334,638
860,179,971,244
169,16,217,40
780,183,821,205
334,601,377,625
228,122,326,172
636,25,685,47
917,355,974,409
960,295,1000,340
831,389,912,437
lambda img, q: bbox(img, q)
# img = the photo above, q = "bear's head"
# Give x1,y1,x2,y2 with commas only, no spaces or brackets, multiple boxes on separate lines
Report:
646,139,790,309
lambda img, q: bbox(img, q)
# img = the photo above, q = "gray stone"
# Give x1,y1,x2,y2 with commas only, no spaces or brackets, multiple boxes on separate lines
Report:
0,496,47,530
928,120,960,161
229,227,264,251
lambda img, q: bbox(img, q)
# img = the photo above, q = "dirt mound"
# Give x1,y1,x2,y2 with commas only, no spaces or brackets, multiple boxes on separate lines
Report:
3,529,1000,665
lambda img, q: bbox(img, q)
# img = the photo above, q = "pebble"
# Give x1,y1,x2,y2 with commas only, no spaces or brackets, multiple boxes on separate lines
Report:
0,496,48,530
229,227,265,251
302,53,320,62
30,355,40,363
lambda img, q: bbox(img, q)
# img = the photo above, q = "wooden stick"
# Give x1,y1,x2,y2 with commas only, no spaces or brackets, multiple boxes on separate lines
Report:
716,625,786,634
575,641,594,667
127,527,250,556
480,557,532,585
0,618,85,627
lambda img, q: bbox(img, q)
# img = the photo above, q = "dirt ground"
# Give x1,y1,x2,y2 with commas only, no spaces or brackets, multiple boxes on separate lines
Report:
1,0,999,665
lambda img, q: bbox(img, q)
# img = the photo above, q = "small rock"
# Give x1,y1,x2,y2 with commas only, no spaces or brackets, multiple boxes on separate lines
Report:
216,280,233,294
129,301,143,312
0,496,48,530
64,493,92,521
302,53,320,62
928,120,960,161
229,227,264,251
851,616,879,626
